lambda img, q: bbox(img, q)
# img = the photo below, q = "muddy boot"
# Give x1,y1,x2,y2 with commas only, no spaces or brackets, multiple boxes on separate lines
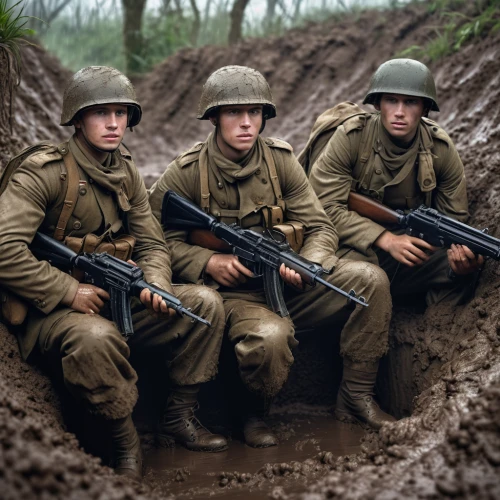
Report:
109,415,143,482
335,359,396,430
157,385,228,452
242,393,278,448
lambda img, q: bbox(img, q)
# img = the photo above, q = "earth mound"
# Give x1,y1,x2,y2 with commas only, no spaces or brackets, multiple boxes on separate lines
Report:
1,1,500,498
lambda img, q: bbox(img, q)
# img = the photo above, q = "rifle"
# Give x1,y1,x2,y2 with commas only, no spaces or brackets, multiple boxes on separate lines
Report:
348,192,500,259
31,232,211,337
161,190,368,318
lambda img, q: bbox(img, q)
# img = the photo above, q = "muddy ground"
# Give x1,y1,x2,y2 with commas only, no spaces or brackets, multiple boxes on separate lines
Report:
1,1,500,498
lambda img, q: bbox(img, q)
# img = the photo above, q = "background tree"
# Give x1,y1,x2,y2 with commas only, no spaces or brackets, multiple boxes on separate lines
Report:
189,0,200,46
122,0,147,75
26,0,72,34
228,0,250,44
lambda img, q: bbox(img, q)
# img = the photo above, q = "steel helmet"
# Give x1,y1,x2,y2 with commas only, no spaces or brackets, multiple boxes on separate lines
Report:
363,58,439,112
60,66,142,127
197,65,277,120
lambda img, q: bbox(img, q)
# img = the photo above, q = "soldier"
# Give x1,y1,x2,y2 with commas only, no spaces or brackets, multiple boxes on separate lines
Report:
0,67,228,482
149,65,395,440
307,58,483,307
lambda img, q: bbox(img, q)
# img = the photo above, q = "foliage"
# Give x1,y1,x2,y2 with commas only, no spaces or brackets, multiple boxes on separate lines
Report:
41,15,125,72
33,0,425,74
398,0,500,61
0,0,36,71
0,0,37,133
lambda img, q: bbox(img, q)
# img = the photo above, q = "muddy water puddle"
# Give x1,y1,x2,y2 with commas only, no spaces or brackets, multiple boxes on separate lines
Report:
144,414,365,498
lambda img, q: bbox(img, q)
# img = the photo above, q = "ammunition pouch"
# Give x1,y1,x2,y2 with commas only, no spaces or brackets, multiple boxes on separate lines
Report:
64,233,136,262
262,205,285,229
273,222,304,253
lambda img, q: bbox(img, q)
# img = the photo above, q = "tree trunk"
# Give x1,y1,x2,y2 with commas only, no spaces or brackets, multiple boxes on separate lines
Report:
292,0,303,22
266,0,278,27
189,0,201,46
228,0,249,45
121,0,148,75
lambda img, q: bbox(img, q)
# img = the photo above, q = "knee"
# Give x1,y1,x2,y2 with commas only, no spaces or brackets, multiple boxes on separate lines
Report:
240,318,295,357
349,261,390,296
62,316,126,357
183,286,224,318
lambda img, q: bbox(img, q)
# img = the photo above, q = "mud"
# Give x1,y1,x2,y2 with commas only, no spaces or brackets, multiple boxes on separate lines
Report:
1,1,500,499
143,415,365,498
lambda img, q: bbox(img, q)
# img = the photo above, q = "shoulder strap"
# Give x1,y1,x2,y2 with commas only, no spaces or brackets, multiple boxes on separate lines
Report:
198,144,211,212
262,143,285,211
0,141,54,196
54,144,81,241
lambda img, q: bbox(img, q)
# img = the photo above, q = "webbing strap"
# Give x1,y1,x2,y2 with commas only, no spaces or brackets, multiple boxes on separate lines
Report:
54,145,80,241
262,146,285,211
198,146,210,212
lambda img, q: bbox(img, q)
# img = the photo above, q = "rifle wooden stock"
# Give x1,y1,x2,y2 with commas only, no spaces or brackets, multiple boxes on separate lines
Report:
188,229,232,252
347,191,400,225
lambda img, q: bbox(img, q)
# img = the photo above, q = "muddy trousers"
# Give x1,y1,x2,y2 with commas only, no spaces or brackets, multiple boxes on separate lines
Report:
339,244,476,307
221,259,392,398
36,285,225,420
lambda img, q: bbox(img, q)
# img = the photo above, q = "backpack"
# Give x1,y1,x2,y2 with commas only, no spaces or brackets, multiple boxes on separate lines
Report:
297,101,368,176
0,142,82,325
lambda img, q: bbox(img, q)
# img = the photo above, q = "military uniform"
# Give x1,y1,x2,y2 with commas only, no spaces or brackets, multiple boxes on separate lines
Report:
308,110,471,306
0,135,224,419
149,131,392,397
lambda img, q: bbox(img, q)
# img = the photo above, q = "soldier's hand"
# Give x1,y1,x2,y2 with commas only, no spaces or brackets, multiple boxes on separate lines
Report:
447,244,484,275
375,231,438,267
205,254,254,287
279,263,304,290
139,288,177,320
67,284,110,315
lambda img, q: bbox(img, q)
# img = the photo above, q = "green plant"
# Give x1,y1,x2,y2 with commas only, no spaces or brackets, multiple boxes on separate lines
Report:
0,0,37,133
398,0,499,62
0,0,36,74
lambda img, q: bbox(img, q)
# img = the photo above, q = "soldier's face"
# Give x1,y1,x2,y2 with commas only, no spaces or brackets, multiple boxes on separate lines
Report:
74,104,128,154
375,94,425,144
211,104,263,161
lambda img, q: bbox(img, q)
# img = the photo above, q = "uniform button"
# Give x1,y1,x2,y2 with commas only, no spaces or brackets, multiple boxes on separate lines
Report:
214,211,220,217
261,179,268,184
423,179,432,187
34,299,40,305
73,221,82,230
375,169,382,175
88,178,94,184
256,169,261,175
220,201,226,206
433,127,438,132
79,188,87,195
40,301,46,308
217,182,223,189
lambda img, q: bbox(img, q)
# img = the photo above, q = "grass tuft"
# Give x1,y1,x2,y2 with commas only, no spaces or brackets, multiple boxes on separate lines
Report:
399,0,500,62
0,0,37,133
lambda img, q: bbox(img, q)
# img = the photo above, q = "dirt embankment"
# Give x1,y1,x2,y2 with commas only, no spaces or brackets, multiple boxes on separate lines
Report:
1,1,500,498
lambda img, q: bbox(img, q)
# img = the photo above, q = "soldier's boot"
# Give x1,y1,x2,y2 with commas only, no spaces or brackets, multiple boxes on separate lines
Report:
242,393,278,448
156,384,228,452
335,359,396,430
109,415,143,482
